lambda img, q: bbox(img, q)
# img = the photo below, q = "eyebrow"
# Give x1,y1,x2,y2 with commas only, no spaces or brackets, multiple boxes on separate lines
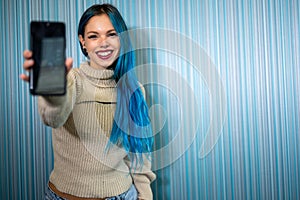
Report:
86,29,116,35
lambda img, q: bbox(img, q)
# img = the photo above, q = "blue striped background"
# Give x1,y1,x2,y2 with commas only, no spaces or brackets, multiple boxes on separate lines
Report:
1,0,299,199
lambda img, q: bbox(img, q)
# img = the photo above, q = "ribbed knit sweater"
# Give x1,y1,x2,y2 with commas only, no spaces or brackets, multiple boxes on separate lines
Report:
38,61,156,199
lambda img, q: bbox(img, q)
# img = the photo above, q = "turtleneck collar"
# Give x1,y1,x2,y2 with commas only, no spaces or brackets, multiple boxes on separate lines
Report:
80,61,115,80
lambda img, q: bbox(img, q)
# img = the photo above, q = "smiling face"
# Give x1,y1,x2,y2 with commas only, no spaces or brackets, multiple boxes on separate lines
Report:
79,14,120,70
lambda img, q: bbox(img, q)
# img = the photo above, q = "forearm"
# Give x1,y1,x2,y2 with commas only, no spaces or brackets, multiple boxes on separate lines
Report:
38,69,80,128
125,154,156,200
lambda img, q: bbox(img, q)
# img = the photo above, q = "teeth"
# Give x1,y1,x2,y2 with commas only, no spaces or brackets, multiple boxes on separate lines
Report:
97,51,112,57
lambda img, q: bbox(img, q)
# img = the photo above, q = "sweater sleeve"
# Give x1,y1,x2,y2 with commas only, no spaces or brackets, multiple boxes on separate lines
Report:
38,69,81,128
130,84,156,200
124,155,156,200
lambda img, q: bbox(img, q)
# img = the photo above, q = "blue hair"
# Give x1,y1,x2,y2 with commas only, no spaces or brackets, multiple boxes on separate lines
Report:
78,4,153,164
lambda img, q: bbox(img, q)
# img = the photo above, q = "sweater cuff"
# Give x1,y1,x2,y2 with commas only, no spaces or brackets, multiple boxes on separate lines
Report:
135,182,153,200
38,95,67,106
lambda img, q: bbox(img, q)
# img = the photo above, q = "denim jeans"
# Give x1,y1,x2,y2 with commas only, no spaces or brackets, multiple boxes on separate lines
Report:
45,184,138,200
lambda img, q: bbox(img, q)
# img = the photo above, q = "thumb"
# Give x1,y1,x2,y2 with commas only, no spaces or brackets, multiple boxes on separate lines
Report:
65,58,73,73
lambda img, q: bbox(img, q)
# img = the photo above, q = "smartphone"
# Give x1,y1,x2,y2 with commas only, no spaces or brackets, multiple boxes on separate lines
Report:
30,21,66,95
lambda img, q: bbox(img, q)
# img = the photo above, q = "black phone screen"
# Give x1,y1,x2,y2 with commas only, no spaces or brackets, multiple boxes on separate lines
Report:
30,21,66,95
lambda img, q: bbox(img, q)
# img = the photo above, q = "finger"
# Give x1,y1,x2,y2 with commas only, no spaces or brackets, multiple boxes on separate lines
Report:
23,59,34,71
23,50,33,59
20,74,30,82
65,57,73,73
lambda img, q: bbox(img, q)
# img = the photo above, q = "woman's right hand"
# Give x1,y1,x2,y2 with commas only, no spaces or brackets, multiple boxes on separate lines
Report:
20,50,34,82
20,50,73,82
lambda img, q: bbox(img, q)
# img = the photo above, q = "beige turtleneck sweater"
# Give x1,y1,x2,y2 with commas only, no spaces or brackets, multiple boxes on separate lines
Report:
38,61,156,199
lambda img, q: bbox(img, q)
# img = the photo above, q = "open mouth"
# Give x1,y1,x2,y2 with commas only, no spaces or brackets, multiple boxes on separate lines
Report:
96,50,113,59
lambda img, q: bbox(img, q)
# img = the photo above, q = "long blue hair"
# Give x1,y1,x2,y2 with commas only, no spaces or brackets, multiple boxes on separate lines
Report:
78,4,153,164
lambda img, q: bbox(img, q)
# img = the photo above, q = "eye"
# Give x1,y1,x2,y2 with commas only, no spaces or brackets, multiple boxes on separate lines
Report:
87,35,98,39
107,32,118,37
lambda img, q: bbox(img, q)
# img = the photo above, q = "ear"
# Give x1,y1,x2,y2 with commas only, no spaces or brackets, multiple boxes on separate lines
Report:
78,35,85,47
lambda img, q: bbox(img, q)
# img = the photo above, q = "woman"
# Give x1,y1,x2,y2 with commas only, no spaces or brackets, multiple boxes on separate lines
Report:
21,4,155,200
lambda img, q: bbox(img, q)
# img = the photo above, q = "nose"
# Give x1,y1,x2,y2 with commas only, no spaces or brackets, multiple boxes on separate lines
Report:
99,35,109,48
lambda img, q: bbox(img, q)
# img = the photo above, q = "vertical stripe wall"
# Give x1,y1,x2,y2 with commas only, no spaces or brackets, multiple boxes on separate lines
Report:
0,0,299,199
